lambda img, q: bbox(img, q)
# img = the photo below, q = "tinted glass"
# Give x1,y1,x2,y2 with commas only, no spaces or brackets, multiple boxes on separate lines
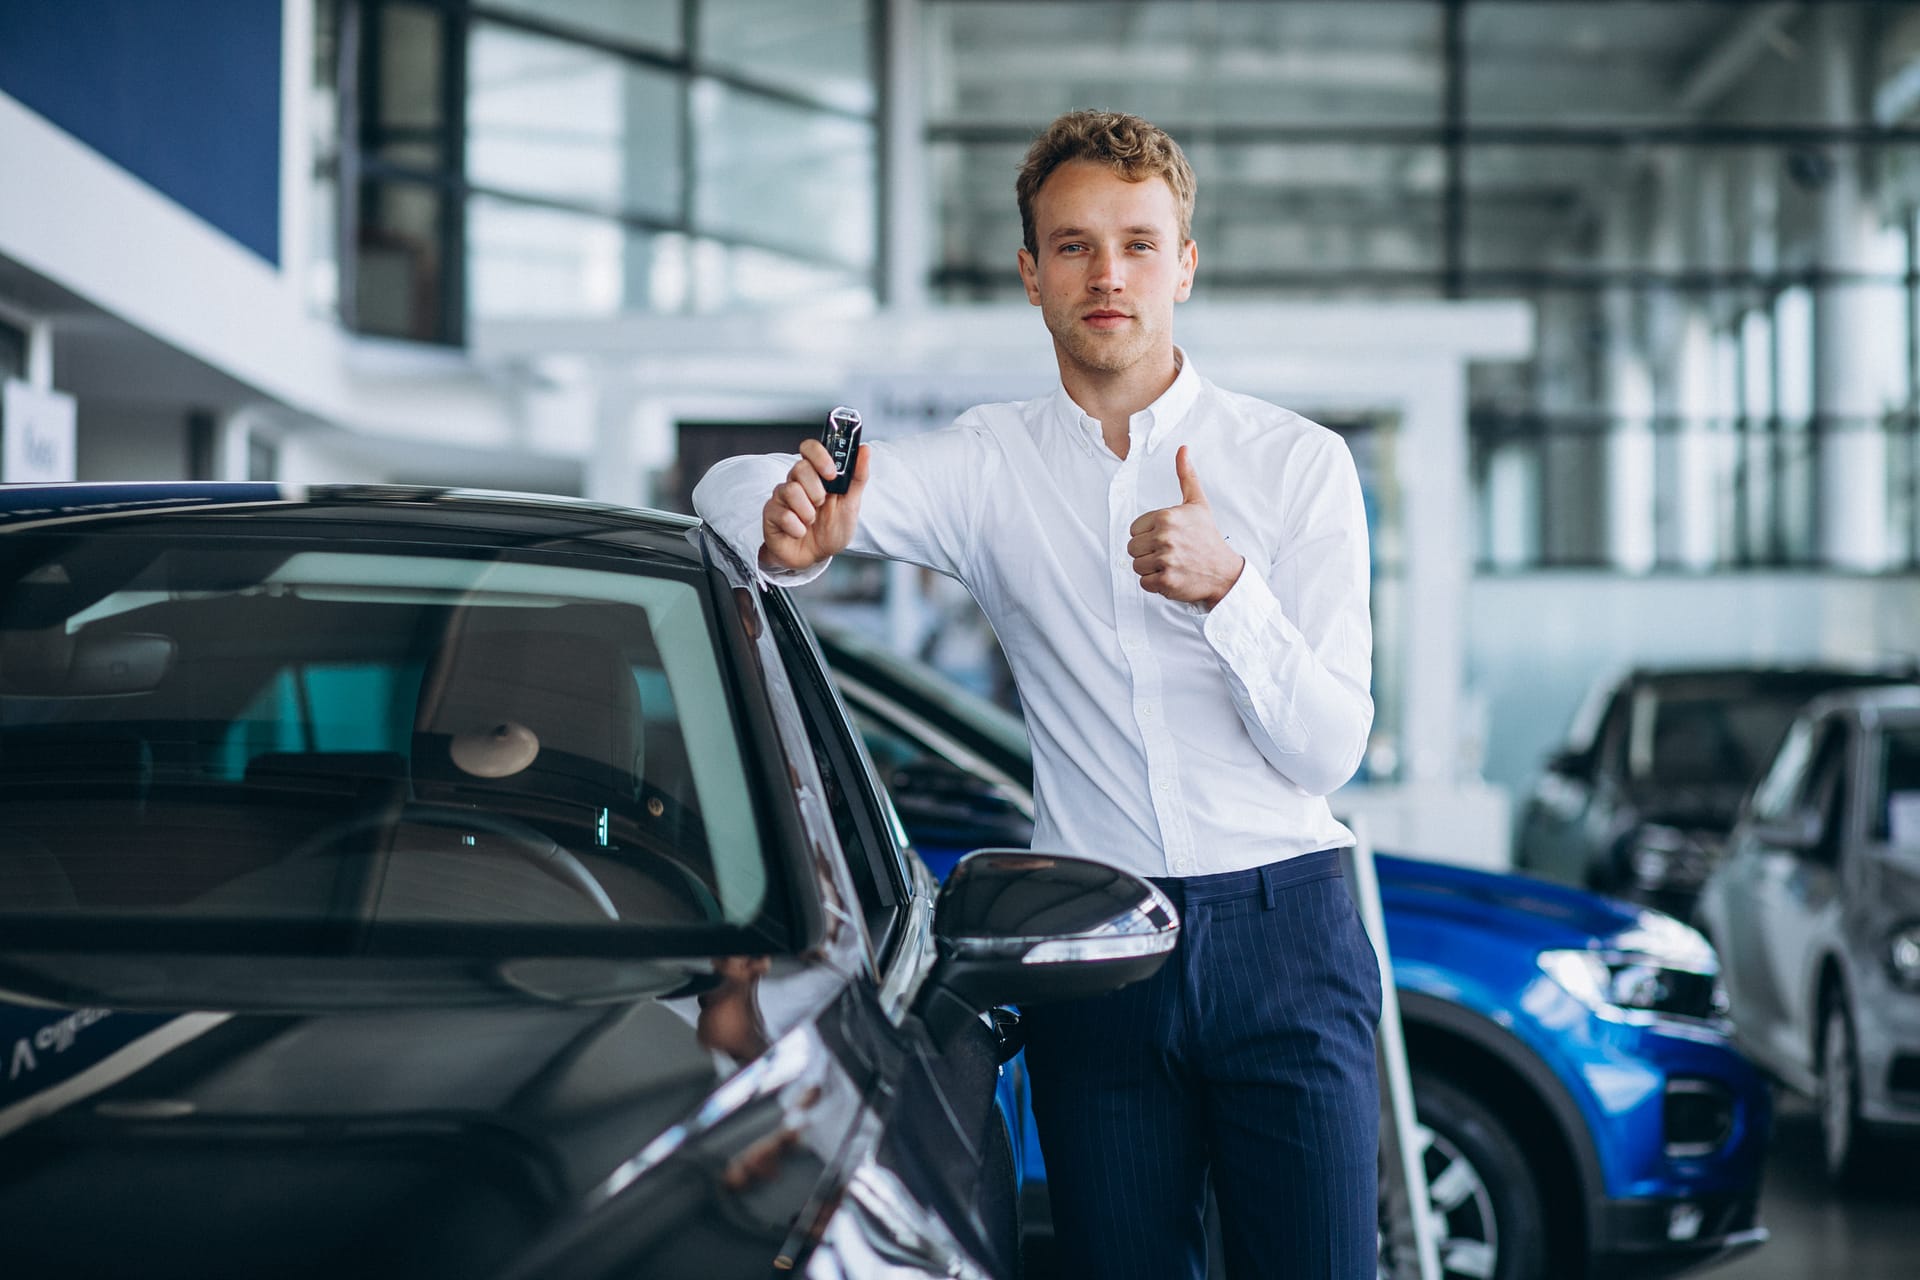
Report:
0,532,780,948
1630,676,1904,788
1876,724,1920,843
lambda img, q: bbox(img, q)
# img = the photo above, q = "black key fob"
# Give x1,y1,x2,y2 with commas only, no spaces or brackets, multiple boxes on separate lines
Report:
820,405,863,495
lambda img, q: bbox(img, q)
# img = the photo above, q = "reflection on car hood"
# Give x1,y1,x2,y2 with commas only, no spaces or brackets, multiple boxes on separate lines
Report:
0,953,860,1279
1379,852,1646,951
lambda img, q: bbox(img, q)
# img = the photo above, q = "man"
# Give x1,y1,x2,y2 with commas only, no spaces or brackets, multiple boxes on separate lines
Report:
694,109,1380,1280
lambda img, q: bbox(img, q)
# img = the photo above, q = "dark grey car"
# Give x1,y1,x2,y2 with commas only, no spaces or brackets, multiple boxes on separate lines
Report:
1517,666,1912,918
0,482,1180,1278
1695,685,1920,1186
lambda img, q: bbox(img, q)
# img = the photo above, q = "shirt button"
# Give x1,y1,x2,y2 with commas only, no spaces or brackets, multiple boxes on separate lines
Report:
1141,702,1155,717
1156,779,1171,793
1174,858,1194,873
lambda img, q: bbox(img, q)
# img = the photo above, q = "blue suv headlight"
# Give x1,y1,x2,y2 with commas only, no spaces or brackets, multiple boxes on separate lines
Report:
1540,948,1729,1024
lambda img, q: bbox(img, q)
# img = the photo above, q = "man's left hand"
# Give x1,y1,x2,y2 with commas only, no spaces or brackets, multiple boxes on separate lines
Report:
1128,446,1245,610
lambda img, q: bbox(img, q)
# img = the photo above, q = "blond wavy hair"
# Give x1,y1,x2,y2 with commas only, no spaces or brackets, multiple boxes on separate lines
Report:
1016,110,1196,256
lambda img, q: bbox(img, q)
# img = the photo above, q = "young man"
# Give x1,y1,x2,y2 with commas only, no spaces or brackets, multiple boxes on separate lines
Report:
694,110,1380,1280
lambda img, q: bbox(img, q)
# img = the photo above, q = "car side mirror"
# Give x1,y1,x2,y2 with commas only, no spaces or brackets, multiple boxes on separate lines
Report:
1752,807,1822,852
912,850,1178,1047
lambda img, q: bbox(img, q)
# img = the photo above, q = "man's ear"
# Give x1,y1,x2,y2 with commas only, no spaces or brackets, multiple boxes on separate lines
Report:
1017,247,1042,306
1174,238,1198,303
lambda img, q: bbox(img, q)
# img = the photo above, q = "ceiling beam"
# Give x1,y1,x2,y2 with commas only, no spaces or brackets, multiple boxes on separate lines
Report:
1676,2,1800,113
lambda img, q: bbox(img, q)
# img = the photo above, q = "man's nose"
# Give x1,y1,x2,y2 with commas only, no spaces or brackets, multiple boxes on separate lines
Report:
1088,247,1124,292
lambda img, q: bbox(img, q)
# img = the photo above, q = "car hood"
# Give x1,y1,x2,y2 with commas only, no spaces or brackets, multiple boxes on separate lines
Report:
0,953,862,1279
1379,852,1649,951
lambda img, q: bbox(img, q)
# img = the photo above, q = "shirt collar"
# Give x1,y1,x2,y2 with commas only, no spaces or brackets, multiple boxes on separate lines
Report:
1050,348,1203,458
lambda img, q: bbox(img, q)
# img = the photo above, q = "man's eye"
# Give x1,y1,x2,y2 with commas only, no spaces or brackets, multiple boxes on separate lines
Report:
1130,242,1155,252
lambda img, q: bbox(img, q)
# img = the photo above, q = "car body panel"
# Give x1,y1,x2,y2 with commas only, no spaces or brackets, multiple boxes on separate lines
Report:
1700,689,1920,1133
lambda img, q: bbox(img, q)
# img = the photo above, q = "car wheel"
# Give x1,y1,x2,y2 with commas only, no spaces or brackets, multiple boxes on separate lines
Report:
1818,995,1876,1187
1411,1073,1548,1280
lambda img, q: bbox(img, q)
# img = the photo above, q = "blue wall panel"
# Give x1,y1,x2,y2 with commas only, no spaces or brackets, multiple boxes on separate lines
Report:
0,1,284,265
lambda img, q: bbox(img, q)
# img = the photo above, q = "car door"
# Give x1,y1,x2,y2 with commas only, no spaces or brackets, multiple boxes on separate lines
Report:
1748,717,1851,1080
760,595,1018,1277
1713,715,1818,1071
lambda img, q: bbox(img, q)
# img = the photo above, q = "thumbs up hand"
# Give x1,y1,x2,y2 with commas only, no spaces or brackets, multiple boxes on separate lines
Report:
1128,445,1245,609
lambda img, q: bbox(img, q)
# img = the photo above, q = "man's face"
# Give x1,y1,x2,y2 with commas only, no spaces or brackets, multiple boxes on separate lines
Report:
1017,161,1198,380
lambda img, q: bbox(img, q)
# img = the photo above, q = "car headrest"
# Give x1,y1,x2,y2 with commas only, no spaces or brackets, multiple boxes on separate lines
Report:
411,625,642,811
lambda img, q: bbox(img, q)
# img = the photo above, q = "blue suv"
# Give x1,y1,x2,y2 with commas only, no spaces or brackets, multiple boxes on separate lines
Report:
817,625,1771,1280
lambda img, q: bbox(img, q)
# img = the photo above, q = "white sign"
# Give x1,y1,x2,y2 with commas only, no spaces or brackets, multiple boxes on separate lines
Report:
2,379,77,483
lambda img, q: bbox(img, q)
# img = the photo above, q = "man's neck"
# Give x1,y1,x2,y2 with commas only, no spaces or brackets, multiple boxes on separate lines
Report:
1060,347,1181,461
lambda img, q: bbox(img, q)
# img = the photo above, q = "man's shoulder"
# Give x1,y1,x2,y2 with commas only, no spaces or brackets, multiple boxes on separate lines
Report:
1197,379,1345,454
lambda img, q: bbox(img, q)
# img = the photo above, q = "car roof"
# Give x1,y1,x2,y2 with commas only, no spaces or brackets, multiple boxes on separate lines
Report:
1801,683,1920,720
1622,663,1916,685
0,482,704,560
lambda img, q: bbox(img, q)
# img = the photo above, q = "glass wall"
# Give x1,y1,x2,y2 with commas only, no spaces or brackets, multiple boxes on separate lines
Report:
324,0,879,342
923,0,1920,572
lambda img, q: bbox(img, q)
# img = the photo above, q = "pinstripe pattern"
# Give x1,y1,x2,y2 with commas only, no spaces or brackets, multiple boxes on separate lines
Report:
1025,850,1382,1279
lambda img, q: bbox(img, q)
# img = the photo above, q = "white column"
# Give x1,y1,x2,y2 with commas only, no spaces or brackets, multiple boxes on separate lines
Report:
26,318,53,389
1398,357,1467,784
585,382,644,509
217,410,254,482
1484,444,1538,570
1601,182,1656,572
882,0,930,311
1811,4,1889,570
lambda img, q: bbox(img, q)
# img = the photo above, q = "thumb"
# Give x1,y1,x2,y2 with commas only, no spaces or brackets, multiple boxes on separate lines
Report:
1176,445,1209,507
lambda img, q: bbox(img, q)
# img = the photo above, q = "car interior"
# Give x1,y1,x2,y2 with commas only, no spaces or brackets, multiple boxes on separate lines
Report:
0,537,774,938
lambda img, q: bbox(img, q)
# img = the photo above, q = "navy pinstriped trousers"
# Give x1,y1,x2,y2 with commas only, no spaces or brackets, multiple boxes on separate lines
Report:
1023,849,1383,1279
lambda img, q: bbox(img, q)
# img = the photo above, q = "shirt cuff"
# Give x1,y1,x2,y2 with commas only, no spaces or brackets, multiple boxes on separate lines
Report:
1199,561,1281,655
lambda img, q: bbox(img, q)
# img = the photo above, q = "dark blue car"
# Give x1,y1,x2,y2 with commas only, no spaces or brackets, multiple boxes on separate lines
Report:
817,625,1772,1280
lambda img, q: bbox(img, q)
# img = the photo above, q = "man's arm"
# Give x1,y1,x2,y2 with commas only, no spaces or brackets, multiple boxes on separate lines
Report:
692,420,998,584
1170,433,1374,797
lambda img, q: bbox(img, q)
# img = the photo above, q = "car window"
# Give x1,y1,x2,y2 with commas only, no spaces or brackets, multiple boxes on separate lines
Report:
0,533,792,951
762,597,910,959
1629,688,1808,788
1749,716,1816,824
1872,725,1920,844
1805,726,1851,865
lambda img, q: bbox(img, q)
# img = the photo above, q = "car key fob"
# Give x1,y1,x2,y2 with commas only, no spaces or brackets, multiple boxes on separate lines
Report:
820,406,863,495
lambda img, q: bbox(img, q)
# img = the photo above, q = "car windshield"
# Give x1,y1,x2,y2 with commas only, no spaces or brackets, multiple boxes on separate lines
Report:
0,530,788,955
1629,677,1894,789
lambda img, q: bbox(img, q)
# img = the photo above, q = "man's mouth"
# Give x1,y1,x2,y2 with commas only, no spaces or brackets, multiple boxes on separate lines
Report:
1084,310,1131,330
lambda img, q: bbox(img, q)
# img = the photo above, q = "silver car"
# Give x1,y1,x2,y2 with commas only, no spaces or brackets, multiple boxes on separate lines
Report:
1696,685,1920,1186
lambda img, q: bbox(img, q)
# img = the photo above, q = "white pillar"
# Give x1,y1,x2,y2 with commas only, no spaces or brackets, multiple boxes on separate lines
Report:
26,318,53,389
585,383,645,509
1811,4,1889,570
217,410,254,482
1601,182,1656,572
882,0,930,311
1398,357,1467,784
1484,443,1537,570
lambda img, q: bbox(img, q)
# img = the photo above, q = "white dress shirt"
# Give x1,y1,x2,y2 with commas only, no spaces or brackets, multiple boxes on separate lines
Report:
693,353,1373,879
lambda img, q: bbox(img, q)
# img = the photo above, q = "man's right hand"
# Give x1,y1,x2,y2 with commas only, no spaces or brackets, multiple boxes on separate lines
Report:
760,437,870,572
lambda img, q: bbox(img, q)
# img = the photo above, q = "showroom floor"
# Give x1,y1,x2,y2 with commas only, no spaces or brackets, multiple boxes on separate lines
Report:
1713,1094,1917,1280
